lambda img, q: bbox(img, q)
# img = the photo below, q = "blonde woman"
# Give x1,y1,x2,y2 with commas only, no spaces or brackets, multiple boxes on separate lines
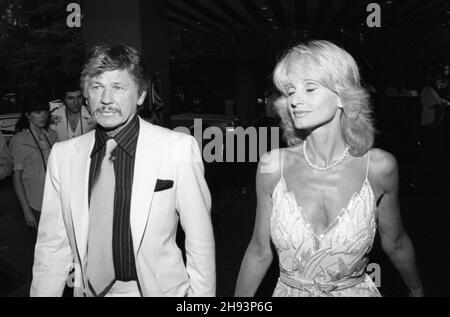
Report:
235,40,423,297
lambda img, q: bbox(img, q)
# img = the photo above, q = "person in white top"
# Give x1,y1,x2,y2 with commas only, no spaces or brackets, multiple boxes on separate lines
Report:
50,84,96,141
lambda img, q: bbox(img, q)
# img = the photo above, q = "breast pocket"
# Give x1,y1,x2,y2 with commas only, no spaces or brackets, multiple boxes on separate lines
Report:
154,179,174,192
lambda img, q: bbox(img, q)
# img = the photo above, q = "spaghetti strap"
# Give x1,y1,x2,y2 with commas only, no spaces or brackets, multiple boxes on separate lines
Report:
280,149,284,180
365,150,371,181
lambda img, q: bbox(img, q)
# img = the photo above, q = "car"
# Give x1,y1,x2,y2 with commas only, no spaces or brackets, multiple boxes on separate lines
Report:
0,113,20,144
0,92,20,144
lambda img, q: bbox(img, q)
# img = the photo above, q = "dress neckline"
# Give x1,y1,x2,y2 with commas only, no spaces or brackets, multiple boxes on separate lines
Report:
274,176,375,240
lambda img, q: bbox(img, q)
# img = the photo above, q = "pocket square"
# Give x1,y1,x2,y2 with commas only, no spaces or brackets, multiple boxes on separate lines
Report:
154,179,174,192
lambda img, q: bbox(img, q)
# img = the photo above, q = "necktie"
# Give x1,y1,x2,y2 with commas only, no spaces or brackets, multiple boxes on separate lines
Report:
87,138,117,296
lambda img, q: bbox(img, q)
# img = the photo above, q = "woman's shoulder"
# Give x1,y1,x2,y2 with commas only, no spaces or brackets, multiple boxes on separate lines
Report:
259,148,282,173
257,148,284,189
258,146,302,190
9,130,30,143
368,148,398,185
369,148,398,171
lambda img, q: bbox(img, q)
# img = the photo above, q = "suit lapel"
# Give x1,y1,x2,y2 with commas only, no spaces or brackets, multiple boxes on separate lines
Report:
130,120,164,255
69,121,165,260
70,132,95,263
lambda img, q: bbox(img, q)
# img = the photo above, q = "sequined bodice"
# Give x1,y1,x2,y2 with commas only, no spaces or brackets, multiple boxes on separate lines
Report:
270,151,380,296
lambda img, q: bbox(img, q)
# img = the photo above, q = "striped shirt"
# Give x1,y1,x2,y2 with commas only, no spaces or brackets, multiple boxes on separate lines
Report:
89,115,139,282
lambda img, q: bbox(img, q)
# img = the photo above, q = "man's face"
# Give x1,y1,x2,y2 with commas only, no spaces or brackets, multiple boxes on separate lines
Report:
64,90,83,113
84,69,146,135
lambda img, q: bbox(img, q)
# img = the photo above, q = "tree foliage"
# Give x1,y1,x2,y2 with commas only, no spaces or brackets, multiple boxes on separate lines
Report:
0,0,84,99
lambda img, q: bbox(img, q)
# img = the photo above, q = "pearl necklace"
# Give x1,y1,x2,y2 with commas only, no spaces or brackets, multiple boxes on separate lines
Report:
302,140,349,171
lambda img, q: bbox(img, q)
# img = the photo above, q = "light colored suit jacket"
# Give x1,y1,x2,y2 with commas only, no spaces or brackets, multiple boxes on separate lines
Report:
49,105,97,141
30,118,215,297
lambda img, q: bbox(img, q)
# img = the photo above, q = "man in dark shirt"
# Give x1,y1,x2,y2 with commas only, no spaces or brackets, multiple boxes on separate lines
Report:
30,43,215,297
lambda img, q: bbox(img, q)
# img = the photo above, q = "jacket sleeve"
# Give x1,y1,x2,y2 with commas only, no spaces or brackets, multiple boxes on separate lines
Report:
30,143,73,296
175,135,215,296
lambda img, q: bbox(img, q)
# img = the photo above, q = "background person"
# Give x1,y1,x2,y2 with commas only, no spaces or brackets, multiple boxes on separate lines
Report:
9,94,57,241
50,82,96,141
410,75,448,190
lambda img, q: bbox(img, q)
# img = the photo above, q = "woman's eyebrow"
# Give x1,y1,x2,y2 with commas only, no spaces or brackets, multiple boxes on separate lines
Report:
302,79,321,84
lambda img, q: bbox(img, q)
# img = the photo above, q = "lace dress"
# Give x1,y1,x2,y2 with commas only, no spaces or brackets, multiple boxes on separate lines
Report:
270,150,381,297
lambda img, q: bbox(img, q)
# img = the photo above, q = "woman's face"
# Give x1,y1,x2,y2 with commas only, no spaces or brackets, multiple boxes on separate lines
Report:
27,110,49,129
284,74,341,130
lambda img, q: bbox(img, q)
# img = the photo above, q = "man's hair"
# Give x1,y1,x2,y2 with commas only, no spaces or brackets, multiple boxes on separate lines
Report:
62,81,82,98
80,43,149,96
272,40,375,156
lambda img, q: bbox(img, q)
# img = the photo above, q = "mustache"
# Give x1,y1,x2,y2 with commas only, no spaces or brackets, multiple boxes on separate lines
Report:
94,106,121,113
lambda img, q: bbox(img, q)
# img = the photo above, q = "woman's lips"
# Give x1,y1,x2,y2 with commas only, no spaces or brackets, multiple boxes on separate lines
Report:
292,111,310,118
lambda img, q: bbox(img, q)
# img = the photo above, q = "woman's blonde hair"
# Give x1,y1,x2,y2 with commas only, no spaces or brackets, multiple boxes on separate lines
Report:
273,40,375,156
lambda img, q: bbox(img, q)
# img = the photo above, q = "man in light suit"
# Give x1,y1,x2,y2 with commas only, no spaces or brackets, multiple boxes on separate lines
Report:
30,43,215,297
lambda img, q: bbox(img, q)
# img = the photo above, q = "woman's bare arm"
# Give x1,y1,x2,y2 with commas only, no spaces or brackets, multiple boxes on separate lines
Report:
373,149,424,296
235,150,281,296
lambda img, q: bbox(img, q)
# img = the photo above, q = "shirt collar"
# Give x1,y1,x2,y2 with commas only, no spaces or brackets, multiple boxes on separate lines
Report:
91,115,140,158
